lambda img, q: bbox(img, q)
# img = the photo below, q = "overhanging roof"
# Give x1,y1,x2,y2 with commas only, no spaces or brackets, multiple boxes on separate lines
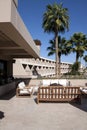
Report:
0,0,40,59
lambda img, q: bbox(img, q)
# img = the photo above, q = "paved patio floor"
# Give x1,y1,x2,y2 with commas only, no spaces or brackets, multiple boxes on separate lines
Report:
0,90,87,130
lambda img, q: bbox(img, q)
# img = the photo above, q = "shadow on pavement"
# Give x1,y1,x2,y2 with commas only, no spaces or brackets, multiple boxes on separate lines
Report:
70,96,87,112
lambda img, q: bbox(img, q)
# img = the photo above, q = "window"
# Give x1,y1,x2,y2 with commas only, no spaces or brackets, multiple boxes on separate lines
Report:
0,60,7,85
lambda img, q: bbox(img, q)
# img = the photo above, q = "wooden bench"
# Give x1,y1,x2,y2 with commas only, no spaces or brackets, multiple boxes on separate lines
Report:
37,86,81,104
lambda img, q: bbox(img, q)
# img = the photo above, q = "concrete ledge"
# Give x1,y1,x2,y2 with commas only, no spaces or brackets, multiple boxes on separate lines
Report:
0,81,15,96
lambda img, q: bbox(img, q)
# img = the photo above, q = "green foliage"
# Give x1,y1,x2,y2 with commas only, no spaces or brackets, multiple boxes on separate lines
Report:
42,3,69,34
83,55,87,62
47,36,68,60
70,62,81,75
68,32,87,62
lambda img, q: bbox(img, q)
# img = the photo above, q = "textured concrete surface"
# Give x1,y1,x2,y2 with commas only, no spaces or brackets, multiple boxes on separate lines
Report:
29,79,87,87
0,90,87,130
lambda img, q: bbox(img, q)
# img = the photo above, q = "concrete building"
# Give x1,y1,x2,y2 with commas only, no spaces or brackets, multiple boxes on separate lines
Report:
0,0,40,85
13,57,72,78
0,0,40,95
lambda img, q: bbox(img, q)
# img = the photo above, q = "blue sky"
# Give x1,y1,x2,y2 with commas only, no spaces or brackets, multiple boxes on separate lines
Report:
18,0,87,65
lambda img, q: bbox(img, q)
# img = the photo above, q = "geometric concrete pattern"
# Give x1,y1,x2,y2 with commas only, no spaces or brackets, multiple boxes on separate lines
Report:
0,91,87,130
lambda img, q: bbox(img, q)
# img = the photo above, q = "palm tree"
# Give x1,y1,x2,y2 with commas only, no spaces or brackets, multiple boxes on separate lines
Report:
83,55,87,67
70,62,81,75
42,3,69,78
47,36,68,75
69,32,87,63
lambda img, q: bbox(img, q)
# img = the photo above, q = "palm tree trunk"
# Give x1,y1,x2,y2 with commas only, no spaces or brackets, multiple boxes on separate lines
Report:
76,52,79,62
55,33,59,78
59,55,61,76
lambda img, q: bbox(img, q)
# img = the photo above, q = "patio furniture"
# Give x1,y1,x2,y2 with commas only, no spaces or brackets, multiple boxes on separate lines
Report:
33,86,39,95
42,79,68,87
16,82,33,97
80,87,87,95
37,86,81,104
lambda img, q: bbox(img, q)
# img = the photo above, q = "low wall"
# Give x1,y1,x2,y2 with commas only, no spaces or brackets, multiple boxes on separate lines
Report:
29,79,87,87
0,81,16,96
68,79,87,87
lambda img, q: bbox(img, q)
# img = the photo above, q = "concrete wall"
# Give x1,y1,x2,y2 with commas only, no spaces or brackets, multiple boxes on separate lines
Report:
10,0,40,58
0,0,11,22
68,79,87,87
13,58,71,78
13,59,29,78
13,0,18,7
29,79,87,87
0,0,40,58
0,81,15,96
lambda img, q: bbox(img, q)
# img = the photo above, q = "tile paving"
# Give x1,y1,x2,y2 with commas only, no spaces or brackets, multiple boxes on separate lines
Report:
0,90,87,130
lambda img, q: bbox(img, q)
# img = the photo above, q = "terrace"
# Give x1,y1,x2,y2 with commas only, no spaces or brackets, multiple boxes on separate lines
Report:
0,1,87,129
0,88,87,130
